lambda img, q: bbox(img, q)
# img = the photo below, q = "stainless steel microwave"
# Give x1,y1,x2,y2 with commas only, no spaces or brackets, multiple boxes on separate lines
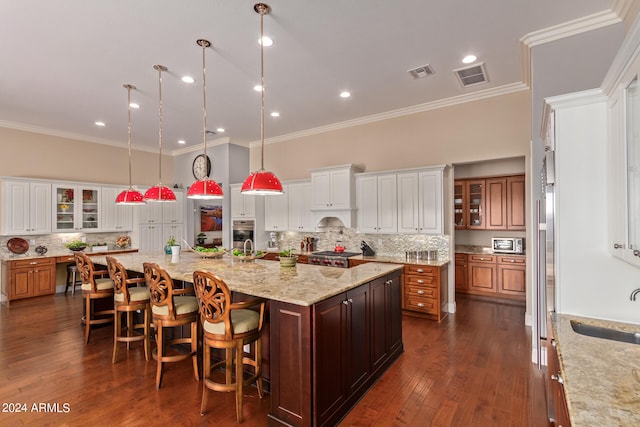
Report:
491,237,524,254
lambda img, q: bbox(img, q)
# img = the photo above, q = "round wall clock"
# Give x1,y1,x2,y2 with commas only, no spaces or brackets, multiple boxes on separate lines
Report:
192,154,211,179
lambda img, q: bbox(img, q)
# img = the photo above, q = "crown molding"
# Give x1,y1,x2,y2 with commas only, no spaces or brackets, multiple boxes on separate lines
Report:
170,137,232,156
601,5,640,94
248,82,529,148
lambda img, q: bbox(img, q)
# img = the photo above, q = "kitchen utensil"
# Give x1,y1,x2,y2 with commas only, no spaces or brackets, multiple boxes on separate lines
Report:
7,237,29,254
334,241,345,253
360,241,375,256
35,245,47,255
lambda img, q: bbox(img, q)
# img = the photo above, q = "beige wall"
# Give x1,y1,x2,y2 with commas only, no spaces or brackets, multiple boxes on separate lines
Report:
0,128,173,186
254,90,531,180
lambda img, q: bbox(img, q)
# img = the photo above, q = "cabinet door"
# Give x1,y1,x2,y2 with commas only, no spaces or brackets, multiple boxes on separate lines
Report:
608,89,627,255
288,182,314,231
30,182,52,234
139,224,163,251
138,195,163,224
101,187,133,232
163,224,184,246
418,170,443,234
330,169,351,210
53,185,77,232
506,175,526,230
454,180,467,229
79,186,100,232
2,181,52,235
377,174,398,233
466,180,486,229
264,185,288,231
33,265,55,296
311,170,332,209
314,292,348,426
11,268,34,300
485,178,507,230
230,184,256,218
162,191,184,224
397,172,419,233
387,272,402,355
356,175,379,233
346,284,370,396
497,264,526,295
455,253,467,290
468,262,496,292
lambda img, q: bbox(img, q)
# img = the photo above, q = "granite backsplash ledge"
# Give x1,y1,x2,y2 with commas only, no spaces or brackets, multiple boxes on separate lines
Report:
1,232,130,257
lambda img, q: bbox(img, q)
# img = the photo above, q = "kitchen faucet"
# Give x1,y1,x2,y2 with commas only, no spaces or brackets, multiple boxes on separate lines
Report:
630,288,640,301
243,239,254,255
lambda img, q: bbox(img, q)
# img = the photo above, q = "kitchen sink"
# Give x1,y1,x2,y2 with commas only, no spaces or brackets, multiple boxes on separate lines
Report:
570,320,640,345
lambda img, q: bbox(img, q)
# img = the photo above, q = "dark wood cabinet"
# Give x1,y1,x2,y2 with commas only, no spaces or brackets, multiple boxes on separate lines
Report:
402,264,448,322
454,253,467,291
497,256,526,295
268,270,403,427
456,253,525,301
467,254,497,293
454,174,525,231
546,316,571,427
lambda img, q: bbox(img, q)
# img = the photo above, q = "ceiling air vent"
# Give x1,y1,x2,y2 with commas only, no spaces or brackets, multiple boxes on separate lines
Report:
453,62,488,87
408,64,434,79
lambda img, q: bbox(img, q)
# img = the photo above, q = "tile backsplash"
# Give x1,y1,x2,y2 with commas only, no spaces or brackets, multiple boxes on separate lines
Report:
275,226,449,258
1,232,129,257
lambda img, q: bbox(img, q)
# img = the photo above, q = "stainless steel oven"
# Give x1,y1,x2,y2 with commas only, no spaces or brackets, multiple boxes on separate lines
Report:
232,220,254,249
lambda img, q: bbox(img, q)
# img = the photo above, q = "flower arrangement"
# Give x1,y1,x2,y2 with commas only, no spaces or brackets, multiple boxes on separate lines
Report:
115,235,131,248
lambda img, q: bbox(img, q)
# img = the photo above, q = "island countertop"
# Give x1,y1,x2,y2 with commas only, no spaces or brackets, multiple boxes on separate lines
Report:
91,251,403,306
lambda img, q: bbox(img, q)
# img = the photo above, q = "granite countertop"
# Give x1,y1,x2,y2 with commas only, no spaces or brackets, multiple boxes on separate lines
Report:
550,313,640,426
455,245,525,257
0,247,138,262
91,251,403,306
348,254,450,267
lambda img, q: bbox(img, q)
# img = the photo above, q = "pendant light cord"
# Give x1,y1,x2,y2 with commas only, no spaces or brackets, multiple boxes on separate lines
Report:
201,39,209,181
259,5,266,171
155,65,165,186
125,84,134,189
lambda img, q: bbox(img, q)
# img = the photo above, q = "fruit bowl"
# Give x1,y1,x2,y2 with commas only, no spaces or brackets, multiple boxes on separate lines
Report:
231,250,266,262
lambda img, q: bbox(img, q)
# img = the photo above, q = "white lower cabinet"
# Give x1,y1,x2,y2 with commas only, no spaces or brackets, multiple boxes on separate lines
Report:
356,174,397,233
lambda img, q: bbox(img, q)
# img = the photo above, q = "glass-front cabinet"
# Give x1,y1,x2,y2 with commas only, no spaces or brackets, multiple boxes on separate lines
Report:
53,184,101,232
454,181,466,229
466,180,485,229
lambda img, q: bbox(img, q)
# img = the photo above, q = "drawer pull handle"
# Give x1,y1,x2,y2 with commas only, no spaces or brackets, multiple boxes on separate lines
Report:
30,262,37,265
417,280,424,284
416,269,424,273
417,303,425,308
510,260,515,263
551,372,564,384
417,290,425,295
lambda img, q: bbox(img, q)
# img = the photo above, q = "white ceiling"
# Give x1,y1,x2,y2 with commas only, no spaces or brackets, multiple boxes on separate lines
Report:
0,0,620,154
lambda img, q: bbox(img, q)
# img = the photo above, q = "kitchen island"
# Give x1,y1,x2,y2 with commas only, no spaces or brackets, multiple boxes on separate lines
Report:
92,251,404,427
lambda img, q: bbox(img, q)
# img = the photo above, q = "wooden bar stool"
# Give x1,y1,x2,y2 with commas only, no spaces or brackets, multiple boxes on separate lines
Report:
143,262,199,389
192,270,266,423
75,252,114,345
65,264,82,295
106,256,152,364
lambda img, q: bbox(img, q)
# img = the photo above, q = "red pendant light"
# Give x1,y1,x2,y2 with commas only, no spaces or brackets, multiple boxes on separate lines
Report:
144,64,176,202
115,84,146,205
240,3,283,195
187,39,223,200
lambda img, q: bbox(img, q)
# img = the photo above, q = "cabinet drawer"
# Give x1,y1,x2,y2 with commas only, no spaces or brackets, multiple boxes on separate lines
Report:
56,255,77,263
405,284,437,298
497,256,525,265
455,253,467,262
404,295,437,314
403,265,438,276
10,258,55,269
404,274,437,288
468,254,496,263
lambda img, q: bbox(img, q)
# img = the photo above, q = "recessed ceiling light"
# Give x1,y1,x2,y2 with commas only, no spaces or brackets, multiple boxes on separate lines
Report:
94,121,106,127
216,128,225,133
259,36,273,46
181,76,195,84
129,103,140,109
270,112,280,117
254,84,264,92
178,139,186,145
339,91,351,98
462,55,477,64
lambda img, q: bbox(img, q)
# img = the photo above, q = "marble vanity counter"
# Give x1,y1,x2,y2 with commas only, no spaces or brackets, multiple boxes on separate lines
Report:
550,313,640,426
348,254,450,267
91,251,403,306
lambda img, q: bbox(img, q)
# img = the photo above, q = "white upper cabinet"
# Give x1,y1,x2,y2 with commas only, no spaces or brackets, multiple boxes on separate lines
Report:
162,190,185,224
230,184,256,219
397,168,444,234
264,184,289,231
100,187,134,232
310,165,360,211
288,181,315,232
52,184,101,233
1,180,52,235
356,174,397,233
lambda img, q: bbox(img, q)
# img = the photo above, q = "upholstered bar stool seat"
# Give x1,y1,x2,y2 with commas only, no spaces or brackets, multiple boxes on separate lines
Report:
65,264,82,295
193,270,266,423
144,262,199,389
75,252,114,345
107,256,152,364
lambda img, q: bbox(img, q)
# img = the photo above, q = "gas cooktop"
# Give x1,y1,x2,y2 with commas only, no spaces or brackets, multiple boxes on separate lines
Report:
311,251,360,258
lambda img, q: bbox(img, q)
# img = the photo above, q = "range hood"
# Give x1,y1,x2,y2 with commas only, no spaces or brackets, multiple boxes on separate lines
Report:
314,211,356,229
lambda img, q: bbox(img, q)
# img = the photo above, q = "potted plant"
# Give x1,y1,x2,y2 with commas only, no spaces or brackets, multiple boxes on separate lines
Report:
65,240,87,252
278,249,297,267
196,233,207,245
164,236,177,255
91,242,109,252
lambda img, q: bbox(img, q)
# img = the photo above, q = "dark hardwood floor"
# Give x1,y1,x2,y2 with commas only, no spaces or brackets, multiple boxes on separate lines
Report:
0,293,546,426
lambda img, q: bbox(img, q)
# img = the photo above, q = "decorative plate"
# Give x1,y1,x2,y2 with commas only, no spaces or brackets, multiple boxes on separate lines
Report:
7,237,29,254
